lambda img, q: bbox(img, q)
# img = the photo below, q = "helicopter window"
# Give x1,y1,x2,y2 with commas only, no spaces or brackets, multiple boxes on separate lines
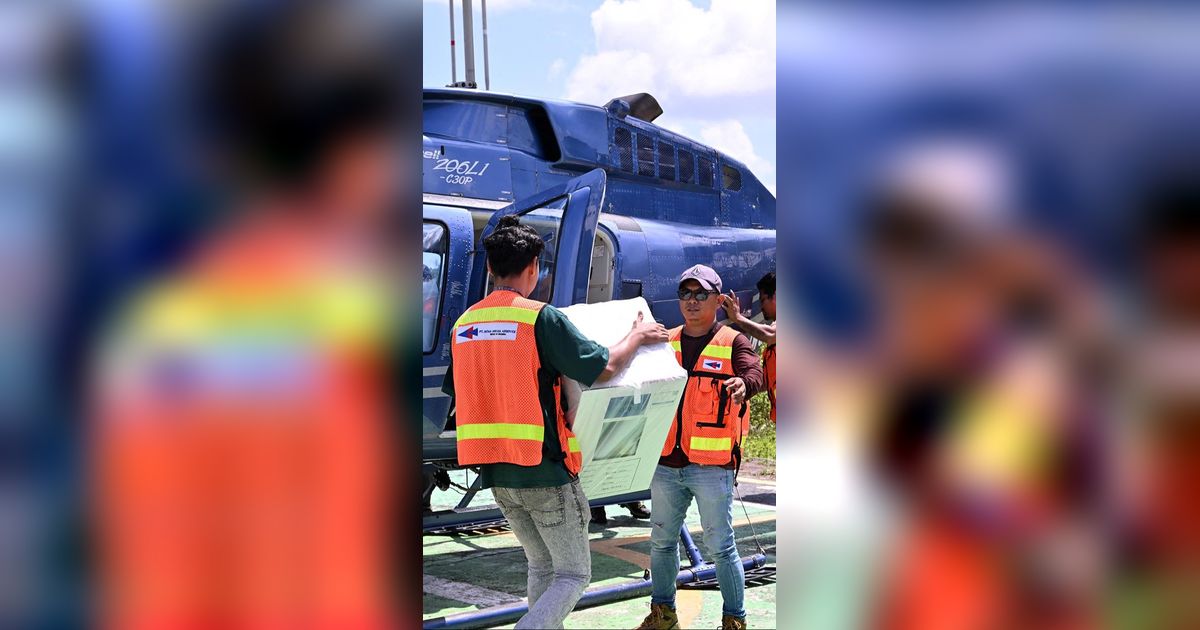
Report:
422,222,448,353
613,127,634,172
722,164,743,191
482,196,568,304
659,142,676,181
636,133,656,177
678,150,694,184
698,156,715,188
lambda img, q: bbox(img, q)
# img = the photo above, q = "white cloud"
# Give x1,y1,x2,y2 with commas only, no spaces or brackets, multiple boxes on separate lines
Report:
547,58,567,82
561,0,775,193
563,0,775,119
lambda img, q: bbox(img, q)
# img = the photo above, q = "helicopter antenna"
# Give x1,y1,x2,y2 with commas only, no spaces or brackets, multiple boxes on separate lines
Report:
447,0,480,89
461,0,477,88
481,0,491,90
448,0,457,85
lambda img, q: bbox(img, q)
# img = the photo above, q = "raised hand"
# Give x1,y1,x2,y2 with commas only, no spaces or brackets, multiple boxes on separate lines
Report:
721,291,744,323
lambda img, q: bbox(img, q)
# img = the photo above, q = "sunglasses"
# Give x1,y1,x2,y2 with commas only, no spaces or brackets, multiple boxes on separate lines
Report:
678,288,716,302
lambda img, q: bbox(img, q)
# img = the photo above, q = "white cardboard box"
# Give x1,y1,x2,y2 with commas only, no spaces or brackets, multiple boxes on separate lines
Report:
559,298,686,501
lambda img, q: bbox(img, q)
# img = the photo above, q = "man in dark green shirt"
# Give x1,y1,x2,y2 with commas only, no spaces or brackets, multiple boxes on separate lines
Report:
443,214,666,629
442,305,615,488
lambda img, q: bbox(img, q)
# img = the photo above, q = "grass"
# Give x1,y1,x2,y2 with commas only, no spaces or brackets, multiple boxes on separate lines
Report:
742,392,775,461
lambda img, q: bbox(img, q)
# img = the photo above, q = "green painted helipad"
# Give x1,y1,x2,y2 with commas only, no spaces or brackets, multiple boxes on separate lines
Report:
423,470,777,629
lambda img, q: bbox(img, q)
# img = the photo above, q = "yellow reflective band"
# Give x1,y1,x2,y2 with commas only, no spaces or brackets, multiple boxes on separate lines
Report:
701,344,732,359
457,423,544,442
568,437,580,453
456,306,540,327
669,341,681,352
689,436,732,452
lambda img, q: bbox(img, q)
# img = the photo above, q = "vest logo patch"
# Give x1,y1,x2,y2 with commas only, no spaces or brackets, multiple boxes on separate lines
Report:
702,359,723,371
457,322,519,343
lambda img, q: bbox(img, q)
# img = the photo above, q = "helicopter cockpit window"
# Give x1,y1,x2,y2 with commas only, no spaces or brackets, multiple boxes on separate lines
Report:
423,222,447,353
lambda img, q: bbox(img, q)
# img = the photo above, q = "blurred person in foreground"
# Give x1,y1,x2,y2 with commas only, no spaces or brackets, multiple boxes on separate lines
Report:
722,271,777,423
1111,167,1200,629
848,139,1105,630
91,3,402,627
442,215,666,629
638,265,766,630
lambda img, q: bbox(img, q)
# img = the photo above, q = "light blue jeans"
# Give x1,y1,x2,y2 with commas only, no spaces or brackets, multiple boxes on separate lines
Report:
649,464,746,619
493,479,592,629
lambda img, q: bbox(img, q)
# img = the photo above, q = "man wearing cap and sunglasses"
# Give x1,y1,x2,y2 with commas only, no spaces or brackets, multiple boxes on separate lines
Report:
637,265,766,630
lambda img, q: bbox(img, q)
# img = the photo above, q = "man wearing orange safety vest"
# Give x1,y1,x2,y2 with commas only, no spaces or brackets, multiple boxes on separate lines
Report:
443,215,667,629
722,271,777,422
638,265,766,630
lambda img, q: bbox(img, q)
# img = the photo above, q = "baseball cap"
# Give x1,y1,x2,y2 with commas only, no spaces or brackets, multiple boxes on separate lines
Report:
678,264,722,293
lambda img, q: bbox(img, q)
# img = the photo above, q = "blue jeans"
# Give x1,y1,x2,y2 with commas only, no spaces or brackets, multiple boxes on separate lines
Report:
649,464,745,619
493,479,592,630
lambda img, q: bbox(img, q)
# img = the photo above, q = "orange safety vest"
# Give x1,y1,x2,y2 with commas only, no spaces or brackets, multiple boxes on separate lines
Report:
662,325,751,466
94,221,390,628
451,290,583,474
765,343,777,423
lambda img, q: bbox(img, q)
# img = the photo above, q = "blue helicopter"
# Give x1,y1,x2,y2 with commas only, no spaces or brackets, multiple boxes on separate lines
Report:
421,88,776,531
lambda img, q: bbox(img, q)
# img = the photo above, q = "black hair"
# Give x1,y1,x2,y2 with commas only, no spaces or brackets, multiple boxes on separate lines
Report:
196,0,399,186
483,216,544,278
757,271,776,297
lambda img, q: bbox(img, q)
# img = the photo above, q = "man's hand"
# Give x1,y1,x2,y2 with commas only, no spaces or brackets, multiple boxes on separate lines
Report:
724,377,747,406
631,311,668,346
720,292,776,345
720,291,745,323
602,312,669,381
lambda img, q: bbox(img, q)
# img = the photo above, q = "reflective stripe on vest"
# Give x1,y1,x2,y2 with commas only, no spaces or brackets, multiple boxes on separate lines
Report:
456,306,540,327
662,325,749,465
457,422,545,442
690,436,733,452
451,290,583,474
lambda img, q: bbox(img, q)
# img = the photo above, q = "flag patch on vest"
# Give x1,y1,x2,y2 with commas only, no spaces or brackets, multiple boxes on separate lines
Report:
456,322,519,343
702,359,724,371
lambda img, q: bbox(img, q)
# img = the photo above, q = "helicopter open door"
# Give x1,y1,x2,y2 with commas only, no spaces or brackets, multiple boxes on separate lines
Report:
476,168,606,308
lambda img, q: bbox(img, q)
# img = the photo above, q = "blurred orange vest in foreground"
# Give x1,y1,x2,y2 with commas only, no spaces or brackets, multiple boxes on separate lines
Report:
93,221,391,630
765,343,777,423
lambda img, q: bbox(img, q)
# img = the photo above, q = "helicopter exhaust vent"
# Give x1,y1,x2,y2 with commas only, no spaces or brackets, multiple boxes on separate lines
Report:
604,93,663,123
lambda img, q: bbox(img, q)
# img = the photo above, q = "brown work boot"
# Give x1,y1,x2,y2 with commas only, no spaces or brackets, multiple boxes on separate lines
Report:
635,603,679,629
719,614,747,630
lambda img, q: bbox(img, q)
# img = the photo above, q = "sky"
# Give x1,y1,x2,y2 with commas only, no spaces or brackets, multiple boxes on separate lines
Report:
422,0,776,194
